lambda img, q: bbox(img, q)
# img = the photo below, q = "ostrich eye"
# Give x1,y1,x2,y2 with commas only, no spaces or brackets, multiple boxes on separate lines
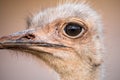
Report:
64,22,84,38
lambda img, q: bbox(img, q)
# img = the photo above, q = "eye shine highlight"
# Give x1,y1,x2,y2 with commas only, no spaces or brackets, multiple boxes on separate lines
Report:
63,22,85,38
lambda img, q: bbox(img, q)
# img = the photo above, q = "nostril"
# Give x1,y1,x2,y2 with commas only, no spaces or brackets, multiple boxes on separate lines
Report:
20,33,36,40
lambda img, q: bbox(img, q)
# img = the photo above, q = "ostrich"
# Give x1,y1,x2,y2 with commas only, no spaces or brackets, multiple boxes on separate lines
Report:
0,1,104,80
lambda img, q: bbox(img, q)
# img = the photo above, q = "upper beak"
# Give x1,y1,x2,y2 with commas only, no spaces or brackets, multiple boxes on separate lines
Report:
0,29,66,50
0,29,34,49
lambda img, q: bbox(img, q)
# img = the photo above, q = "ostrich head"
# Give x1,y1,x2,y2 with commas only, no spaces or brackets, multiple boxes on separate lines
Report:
0,2,104,80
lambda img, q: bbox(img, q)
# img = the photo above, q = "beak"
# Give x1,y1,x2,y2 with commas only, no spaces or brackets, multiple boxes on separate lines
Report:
0,29,34,49
0,29,66,51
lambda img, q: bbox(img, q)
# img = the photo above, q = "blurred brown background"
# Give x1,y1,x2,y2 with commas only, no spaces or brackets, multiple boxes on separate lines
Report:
0,0,120,80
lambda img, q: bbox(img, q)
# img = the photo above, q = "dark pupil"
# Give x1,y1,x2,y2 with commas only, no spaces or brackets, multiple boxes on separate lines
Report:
64,22,83,36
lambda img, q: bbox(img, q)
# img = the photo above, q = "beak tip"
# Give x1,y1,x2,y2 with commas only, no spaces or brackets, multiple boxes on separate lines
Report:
0,44,3,49
0,37,5,49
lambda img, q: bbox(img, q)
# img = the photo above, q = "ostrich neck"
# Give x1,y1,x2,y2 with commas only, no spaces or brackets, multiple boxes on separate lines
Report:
57,67,100,80
51,60,101,80
38,52,101,80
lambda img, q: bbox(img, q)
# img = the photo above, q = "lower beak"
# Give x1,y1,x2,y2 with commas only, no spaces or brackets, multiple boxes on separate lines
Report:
0,29,66,50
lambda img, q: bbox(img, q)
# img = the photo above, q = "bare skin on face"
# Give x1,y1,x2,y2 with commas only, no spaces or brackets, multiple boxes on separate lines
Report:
0,2,104,80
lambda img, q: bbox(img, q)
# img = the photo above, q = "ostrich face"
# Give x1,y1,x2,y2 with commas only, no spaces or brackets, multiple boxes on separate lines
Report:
0,3,104,78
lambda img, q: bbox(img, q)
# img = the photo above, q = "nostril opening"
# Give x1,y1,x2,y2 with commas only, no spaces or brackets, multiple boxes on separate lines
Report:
21,33,36,40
